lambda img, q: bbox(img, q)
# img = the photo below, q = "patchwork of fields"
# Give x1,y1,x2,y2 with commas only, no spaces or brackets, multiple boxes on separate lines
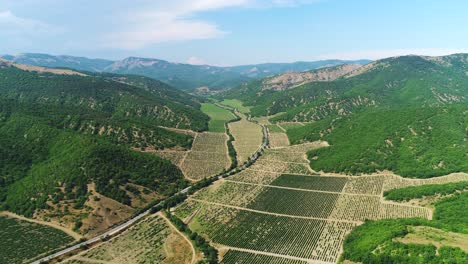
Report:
174,139,467,263
63,214,193,264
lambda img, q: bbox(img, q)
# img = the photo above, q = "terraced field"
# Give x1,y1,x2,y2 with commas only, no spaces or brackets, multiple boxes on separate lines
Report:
229,119,263,164
172,139,468,264
63,214,193,264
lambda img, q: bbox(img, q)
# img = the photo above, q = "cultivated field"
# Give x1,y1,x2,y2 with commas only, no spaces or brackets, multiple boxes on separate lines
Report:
220,99,251,114
181,132,231,181
64,214,193,264
220,250,308,264
0,215,74,263
229,119,263,164
172,140,468,264
201,103,236,132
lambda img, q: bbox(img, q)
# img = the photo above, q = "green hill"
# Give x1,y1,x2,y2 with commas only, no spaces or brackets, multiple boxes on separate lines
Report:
224,54,467,177
0,61,209,219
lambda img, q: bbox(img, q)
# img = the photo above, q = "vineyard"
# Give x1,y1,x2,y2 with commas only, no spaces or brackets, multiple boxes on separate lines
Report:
152,132,231,181
170,138,468,264
0,215,74,263
64,214,192,264
228,119,263,164
220,250,308,264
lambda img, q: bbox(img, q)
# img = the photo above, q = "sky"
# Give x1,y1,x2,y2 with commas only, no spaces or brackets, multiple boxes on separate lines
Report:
0,0,467,66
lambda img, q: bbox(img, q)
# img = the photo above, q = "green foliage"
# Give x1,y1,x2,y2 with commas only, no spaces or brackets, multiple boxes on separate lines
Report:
341,188,468,263
0,215,74,263
287,106,467,178
0,114,187,217
384,181,468,201
201,103,236,132
166,211,218,264
433,192,468,234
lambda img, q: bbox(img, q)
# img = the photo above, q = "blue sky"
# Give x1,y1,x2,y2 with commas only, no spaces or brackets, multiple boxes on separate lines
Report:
0,0,467,65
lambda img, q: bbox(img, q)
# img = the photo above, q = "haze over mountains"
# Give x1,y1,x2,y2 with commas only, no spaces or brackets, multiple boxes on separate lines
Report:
0,53,371,91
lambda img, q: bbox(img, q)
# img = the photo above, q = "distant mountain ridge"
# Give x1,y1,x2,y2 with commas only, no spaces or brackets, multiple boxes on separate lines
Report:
1,53,371,91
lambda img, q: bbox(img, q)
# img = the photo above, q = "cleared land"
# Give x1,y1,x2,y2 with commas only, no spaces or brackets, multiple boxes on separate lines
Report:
221,99,251,114
229,119,263,164
181,133,231,181
64,214,193,264
173,141,468,264
201,103,236,133
0,214,74,263
395,225,468,252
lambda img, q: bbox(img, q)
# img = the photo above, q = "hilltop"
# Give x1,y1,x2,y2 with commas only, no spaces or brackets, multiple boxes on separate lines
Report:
1,53,370,91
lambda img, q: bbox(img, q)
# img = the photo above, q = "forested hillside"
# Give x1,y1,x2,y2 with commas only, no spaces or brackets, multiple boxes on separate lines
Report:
225,54,467,120
224,54,467,178
0,60,208,232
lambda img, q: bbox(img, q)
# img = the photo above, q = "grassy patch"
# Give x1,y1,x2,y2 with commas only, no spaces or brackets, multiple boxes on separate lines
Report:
201,103,236,132
266,124,284,133
221,99,251,113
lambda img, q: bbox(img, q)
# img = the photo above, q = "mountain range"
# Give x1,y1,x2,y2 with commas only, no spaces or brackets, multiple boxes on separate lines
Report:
0,53,371,91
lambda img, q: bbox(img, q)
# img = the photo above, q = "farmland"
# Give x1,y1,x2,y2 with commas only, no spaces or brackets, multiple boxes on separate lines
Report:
220,99,251,113
201,103,237,132
153,132,231,181
0,214,74,263
173,138,468,263
181,132,231,181
228,119,263,164
64,214,193,264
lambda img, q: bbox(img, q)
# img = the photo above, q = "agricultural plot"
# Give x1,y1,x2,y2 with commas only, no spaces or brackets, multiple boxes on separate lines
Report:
269,133,290,148
229,119,263,164
277,122,304,130
220,250,308,264
247,187,340,218
0,215,74,264
271,174,348,192
201,103,236,133
229,169,281,185
175,141,460,264
67,214,192,264
193,205,339,260
267,124,284,133
180,132,230,181
343,175,386,195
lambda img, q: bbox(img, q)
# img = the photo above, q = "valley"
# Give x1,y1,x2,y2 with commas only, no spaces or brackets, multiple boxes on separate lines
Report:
0,54,466,264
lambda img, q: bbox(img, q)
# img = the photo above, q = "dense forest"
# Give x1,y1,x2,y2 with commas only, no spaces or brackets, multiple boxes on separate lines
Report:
286,106,467,177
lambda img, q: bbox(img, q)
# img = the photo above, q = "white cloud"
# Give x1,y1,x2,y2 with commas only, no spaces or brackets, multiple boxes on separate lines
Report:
318,48,468,60
0,10,59,36
103,0,318,49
